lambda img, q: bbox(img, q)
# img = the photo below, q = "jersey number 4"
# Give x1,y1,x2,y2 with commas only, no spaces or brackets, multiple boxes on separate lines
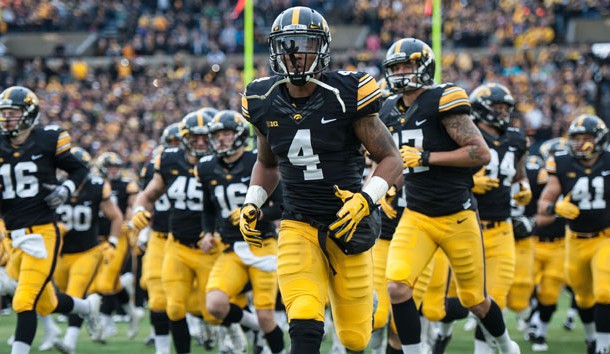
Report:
0,162,39,199
288,129,323,181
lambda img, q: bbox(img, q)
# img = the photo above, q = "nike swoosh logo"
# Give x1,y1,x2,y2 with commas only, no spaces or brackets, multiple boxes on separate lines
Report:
602,170,610,176
321,117,337,124
415,119,427,126
457,218,467,224
241,176,251,182
508,146,517,151
32,154,43,160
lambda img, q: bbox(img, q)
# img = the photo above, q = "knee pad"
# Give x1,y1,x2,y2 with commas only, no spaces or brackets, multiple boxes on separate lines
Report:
288,295,324,322
12,294,34,313
336,328,368,352
166,302,187,321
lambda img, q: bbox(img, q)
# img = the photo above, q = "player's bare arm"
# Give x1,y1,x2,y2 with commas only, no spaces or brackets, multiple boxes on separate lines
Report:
537,174,562,224
514,154,528,182
353,114,403,185
133,172,166,212
100,189,124,239
433,112,491,167
250,126,280,196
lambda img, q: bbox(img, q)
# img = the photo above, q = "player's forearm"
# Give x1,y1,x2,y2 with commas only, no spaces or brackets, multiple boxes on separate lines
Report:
535,213,555,227
249,160,280,201
429,144,491,167
132,192,155,213
538,198,555,216
59,155,89,193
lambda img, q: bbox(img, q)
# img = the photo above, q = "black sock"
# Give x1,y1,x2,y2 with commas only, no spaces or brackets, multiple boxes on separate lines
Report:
475,325,486,341
15,310,37,344
53,292,75,313
538,304,557,323
386,345,403,354
264,325,285,353
444,297,468,322
222,303,244,326
478,299,506,337
100,295,115,315
579,305,595,324
68,314,84,328
151,311,170,335
170,318,191,354
116,288,130,305
391,298,421,345
289,319,324,354
595,303,610,333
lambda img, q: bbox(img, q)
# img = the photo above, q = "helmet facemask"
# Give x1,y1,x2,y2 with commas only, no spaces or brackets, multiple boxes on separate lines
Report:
269,32,330,86
567,115,608,160
384,54,434,93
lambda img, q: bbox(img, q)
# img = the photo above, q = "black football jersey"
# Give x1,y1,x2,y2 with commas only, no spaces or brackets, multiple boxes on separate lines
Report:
379,84,476,216
0,126,88,230
156,147,203,241
242,71,381,225
57,175,110,254
548,150,610,233
476,127,527,221
525,156,565,239
197,151,281,246
98,177,138,236
140,152,170,233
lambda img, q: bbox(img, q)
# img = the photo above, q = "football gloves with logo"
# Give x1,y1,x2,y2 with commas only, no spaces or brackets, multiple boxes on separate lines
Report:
239,203,263,247
472,167,499,194
552,194,580,220
130,207,151,232
400,145,429,168
329,186,375,242
43,185,70,209
379,185,397,219
513,181,533,206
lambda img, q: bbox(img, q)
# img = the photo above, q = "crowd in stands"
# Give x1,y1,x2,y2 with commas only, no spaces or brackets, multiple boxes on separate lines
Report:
0,0,609,167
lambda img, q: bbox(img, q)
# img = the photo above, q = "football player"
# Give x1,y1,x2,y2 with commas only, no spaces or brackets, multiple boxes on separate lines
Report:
521,139,568,352
88,151,142,342
381,40,520,354
0,86,101,354
240,6,402,354
139,121,188,354
53,147,123,354
130,109,220,354
198,110,285,354
538,114,610,354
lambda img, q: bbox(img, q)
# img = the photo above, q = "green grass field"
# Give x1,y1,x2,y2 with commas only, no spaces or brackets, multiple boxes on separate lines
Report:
0,291,587,353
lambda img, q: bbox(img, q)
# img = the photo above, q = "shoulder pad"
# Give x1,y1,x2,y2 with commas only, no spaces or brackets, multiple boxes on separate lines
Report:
199,155,214,163
438,85,470,113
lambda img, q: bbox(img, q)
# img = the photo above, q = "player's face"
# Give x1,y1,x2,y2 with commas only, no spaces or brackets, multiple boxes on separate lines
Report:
106,166,121,180
570,133,596,155
491,102,512,123
167,137,181,148
189,134,209,154
276,35,319,74
213,129,235,151
0,108,22,132
387,61,418,76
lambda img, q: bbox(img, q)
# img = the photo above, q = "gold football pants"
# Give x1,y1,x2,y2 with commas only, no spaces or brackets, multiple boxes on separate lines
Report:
142,231,168,311
507,237,535,312
534,237,565,305
54,245,103,298
278,220,374,352
480,221,515,310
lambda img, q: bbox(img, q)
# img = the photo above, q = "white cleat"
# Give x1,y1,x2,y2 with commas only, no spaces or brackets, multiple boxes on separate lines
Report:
6,335,14,346
38,321,61,351
84,294,102,340
128,307,145,339
503,340,521,354
463,313,478,332
228,323,248,354
53,340,76,354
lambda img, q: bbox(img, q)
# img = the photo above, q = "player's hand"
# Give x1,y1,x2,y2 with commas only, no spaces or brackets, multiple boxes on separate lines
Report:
198,233,217,253
43,184,70,209
379,185,397,219
513,182,533,206
239,203,263,247
400,145,424,168
228,208,241,226
554,195,580,220
329,186,374,242
101,241,116,264
130,207,151,232
472,167,499,194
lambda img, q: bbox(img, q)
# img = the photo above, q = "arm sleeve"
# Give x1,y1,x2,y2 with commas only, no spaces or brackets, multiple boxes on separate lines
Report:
57,151,89,192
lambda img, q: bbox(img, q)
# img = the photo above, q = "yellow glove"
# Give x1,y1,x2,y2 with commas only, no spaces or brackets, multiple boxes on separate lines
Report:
130,207,151,232
513,181,532,206
329,186,374,242
379,185,397,219
472,167,499,194
101,241,116,264
239,203,263,247
400,145,425,168
228,208,241,226
553,194,580,220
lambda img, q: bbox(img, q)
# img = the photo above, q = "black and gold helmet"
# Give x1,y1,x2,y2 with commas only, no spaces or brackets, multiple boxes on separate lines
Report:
539,137,568,161
382,38,435,93
208,110,250,158
160,123,182,147
96,152,124,180
470,83,516,132
567,114,608,160
71,147,92,169
0,86,40,136
179,109,214,158
269,6,331,86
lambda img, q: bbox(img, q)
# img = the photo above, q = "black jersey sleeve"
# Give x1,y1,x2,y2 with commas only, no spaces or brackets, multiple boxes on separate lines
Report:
55,129,89,192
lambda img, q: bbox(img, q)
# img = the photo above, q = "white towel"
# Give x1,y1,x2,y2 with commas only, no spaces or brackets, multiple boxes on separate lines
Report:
11,229,47,259
233,241,277,272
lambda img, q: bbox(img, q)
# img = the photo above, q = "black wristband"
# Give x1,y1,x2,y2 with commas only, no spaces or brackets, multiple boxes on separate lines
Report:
421,151,430,167
546,203,555,215
361,192,376,213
